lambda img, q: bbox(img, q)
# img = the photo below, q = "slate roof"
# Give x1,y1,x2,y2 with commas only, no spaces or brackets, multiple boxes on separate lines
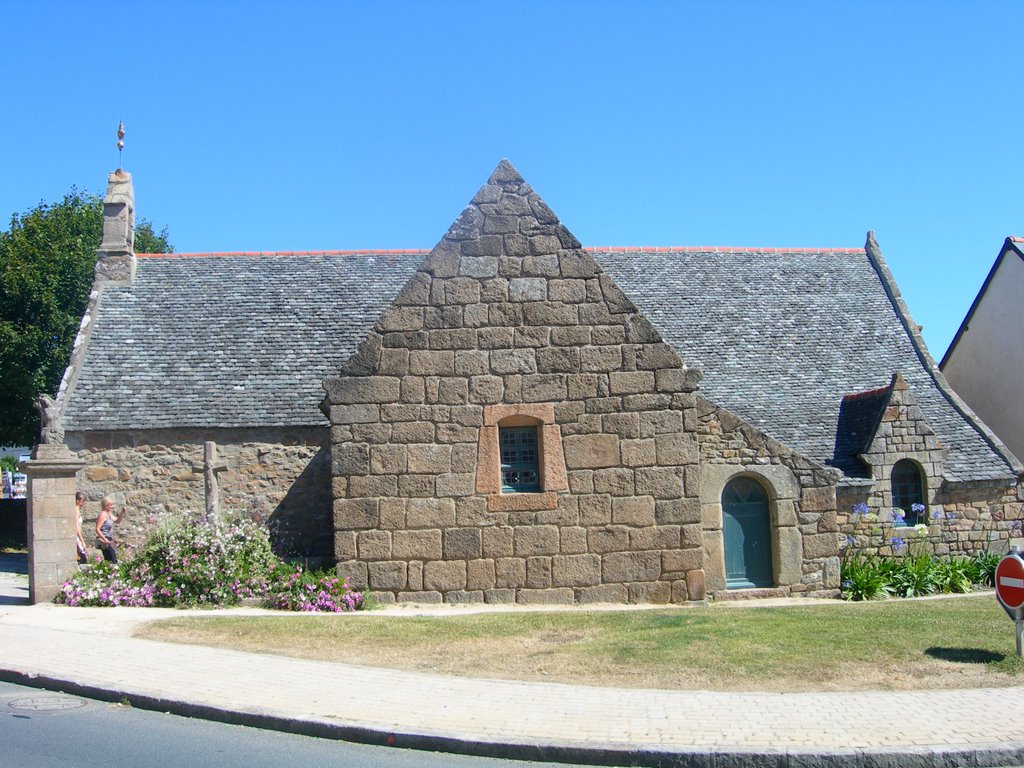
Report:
62,246,1019,485
62,251,423,431
596,245,1017,484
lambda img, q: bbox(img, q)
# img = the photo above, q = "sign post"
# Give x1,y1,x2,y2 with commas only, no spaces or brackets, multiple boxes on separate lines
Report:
995,547,1024,657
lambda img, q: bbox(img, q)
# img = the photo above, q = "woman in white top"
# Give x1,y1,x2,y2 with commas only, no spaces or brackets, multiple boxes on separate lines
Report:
74,491,88,564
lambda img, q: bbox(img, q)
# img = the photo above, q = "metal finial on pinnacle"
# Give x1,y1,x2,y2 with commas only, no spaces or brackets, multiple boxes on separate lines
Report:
117,120,125,168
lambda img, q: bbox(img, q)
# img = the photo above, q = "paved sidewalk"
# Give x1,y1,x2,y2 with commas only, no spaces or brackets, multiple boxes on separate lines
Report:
0,564,1021,767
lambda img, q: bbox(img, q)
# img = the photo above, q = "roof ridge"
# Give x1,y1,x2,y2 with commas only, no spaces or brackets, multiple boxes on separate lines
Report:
587,246,864,254
842,385,891,401
136,249,432,259
139,245,866,259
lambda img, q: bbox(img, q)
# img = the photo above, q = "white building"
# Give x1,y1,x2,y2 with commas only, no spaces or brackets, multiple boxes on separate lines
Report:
941,237,1024,465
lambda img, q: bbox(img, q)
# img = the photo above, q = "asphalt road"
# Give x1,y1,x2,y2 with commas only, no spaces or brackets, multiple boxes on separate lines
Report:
0,680,590,768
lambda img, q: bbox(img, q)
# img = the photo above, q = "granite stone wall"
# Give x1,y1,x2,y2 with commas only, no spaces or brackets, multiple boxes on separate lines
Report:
696,398,841,598
65,427,331,558
838,483,1024,557
325,161,706,605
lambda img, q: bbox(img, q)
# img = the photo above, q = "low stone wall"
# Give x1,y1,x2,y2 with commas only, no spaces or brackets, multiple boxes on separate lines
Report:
837,483,1024,557
65,427,332,558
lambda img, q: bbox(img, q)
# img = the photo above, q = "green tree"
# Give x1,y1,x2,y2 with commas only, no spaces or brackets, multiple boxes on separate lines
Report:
0,189,171,446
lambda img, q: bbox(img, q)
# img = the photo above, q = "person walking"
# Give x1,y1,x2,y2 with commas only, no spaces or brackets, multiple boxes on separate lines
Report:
74,492,89,564
95,496,123,563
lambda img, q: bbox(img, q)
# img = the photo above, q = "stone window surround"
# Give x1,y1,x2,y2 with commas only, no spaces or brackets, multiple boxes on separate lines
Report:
475,403,569,512
862,452,940,516
700,463,803,593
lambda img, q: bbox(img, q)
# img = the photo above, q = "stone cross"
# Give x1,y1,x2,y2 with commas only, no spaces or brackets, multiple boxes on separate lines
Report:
191,441,228,520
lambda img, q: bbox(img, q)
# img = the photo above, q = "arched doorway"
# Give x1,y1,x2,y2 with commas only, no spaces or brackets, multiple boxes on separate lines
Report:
722,476,773,589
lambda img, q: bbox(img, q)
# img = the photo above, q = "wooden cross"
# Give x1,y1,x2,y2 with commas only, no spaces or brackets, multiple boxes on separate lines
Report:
191,441,228,520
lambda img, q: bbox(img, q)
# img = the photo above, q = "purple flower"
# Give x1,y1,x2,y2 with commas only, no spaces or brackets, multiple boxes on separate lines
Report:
852,502,869,517
888,536,906,551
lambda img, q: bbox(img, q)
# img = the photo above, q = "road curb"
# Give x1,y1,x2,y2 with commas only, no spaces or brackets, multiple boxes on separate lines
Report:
2,667,1022,768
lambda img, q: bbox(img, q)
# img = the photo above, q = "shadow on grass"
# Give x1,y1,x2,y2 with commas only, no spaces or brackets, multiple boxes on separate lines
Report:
926,646,1005,664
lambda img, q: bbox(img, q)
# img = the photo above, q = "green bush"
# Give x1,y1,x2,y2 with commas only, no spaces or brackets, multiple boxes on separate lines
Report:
841,550,1002,601
933,557,974,594
890,554,939,598
841,554,894,601
969,551,1000,586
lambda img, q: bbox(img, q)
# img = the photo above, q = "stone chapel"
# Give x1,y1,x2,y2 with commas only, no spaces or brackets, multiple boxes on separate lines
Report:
46,160,1023,604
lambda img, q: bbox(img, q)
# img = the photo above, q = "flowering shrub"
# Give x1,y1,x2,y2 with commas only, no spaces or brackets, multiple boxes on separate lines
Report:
56,561,158,607
129,514,278,606
263,564,363,612
55,511,363,612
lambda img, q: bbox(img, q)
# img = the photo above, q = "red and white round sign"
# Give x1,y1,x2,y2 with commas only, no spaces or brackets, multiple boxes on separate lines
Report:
995,553,1024,612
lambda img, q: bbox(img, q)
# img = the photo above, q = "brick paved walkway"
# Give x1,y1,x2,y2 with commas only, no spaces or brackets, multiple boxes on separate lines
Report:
0,568,1021,767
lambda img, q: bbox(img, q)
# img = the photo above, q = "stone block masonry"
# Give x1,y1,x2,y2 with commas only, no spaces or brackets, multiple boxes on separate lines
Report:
325,161,707,604
65,427,332,558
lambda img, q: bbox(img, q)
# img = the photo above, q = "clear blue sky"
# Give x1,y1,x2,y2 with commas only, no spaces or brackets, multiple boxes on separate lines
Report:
2,1,1020,359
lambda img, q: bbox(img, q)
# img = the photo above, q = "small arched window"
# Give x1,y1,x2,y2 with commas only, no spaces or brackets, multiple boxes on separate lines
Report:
891,459,924,525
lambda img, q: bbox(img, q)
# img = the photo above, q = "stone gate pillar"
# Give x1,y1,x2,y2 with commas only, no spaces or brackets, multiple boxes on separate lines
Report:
23,444,86,604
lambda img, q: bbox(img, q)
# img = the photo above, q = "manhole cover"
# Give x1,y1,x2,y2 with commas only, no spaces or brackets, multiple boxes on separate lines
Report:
9,696,87,712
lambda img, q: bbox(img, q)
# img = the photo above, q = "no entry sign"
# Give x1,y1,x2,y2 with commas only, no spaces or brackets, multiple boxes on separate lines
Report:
996,552,1024,614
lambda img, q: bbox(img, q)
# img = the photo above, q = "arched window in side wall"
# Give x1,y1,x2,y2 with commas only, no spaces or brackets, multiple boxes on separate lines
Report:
891,459,925,526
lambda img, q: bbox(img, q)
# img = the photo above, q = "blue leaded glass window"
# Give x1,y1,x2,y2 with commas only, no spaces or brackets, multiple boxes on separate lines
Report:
499,426,540,493
891,459,924,526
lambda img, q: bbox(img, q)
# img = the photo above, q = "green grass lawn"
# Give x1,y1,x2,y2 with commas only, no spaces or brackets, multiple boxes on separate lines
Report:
137,593,1024,692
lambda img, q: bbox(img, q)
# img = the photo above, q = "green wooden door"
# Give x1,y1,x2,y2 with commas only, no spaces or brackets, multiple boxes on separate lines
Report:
723,477,773,589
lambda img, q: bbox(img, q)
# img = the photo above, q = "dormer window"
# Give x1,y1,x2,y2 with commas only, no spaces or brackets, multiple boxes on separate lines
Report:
891,459,925,525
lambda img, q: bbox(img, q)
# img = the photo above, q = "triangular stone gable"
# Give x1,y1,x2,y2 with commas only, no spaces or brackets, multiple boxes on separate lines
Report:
328,160,689,386
322,160,708,604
